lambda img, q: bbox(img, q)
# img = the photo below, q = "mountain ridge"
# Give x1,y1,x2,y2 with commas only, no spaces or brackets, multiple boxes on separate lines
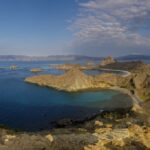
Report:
0,54,149,61
0,55,103,61
117,54,150,60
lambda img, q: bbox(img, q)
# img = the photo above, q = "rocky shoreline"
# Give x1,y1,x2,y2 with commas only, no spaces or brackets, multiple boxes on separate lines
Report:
0,101,149,150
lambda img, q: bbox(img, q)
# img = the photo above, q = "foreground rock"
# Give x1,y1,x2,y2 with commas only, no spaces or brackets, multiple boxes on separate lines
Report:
0,114,150,150
25,68,111,92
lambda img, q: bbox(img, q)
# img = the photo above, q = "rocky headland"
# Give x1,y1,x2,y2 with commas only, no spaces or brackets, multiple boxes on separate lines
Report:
98,60,150,100
25,68,112,92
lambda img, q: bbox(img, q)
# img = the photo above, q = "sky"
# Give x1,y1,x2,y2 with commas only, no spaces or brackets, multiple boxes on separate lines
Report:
0,0,150,56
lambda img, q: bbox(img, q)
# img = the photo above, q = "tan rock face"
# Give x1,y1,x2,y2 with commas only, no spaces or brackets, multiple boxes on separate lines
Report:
84,124,150,150
45,134,53,142
100,56,117,66
94,121,104,127
4,135,16,143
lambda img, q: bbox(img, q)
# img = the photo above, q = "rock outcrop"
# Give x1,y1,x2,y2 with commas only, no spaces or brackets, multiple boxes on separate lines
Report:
100,56,117,66
30,68,42,73
0,116,150,150
99,60,150,100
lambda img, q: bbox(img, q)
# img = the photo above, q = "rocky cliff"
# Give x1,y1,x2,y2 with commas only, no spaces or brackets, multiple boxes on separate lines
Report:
0,110,150,150
100,56,117,66
98,59,150,100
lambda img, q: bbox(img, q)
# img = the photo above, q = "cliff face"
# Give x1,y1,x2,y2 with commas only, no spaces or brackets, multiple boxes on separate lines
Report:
98,59,150,100
115,65,150,100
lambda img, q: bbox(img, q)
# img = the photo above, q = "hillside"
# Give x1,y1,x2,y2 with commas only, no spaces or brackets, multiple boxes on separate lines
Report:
25,68,110,92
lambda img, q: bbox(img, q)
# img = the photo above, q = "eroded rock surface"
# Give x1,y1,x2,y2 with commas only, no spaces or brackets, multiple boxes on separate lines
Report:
0,119,150,150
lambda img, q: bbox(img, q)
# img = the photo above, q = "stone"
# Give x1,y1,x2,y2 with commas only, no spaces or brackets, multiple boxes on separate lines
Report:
94,121,103,127
4,135,16,143
105,124,113,128
45,134,53,142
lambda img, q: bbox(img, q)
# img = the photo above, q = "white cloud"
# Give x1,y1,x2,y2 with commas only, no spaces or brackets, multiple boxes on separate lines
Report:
69,0,150,56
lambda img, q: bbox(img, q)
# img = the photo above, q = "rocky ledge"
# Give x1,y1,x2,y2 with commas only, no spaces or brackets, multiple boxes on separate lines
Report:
0,109,150,150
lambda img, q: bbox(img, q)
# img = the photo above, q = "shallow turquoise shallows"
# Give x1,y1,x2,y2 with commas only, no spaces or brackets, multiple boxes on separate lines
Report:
0,61,133,131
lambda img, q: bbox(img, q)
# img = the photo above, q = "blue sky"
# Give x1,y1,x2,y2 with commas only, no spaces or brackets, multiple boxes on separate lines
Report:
0,0,150,56
0,0,77,55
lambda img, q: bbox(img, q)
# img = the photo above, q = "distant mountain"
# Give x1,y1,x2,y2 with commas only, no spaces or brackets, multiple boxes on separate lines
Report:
118,54,150,61
0,55,103,61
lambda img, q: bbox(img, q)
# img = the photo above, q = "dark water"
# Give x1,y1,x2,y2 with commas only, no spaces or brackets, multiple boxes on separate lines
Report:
0,61,133,131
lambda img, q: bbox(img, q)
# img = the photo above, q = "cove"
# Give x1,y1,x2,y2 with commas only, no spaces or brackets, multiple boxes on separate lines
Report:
0,62,133,131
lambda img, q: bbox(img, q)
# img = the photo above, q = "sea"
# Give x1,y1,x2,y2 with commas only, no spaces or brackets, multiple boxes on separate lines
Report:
0,59,149,131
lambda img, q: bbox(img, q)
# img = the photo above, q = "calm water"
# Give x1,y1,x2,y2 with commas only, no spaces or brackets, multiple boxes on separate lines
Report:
0,61,133,131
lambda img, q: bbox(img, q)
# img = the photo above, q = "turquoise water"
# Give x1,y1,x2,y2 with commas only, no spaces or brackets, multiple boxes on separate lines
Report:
0,61,133,131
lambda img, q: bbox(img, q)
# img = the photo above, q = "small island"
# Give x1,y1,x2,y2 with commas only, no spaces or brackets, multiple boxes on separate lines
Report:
25,68,112,92
30,68,42,73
